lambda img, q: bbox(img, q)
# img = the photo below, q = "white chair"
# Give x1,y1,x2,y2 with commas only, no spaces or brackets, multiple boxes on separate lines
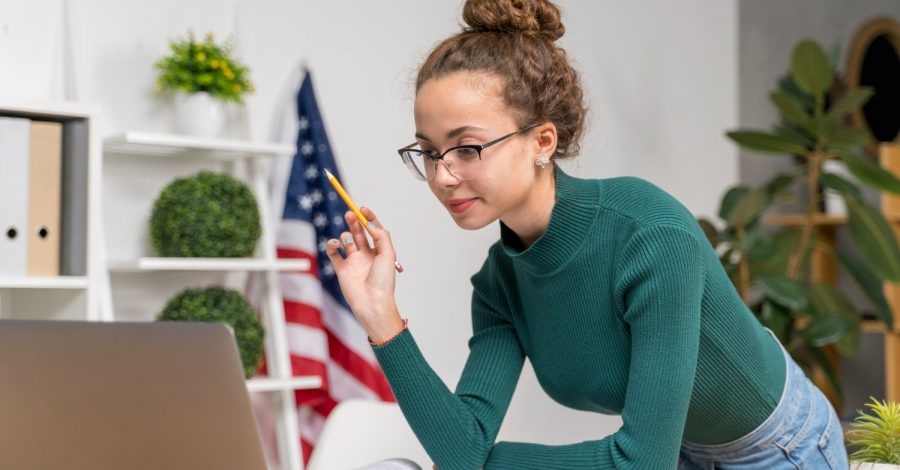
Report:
306,399,431,470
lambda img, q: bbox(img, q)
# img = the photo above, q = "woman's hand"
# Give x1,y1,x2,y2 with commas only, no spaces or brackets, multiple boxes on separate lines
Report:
324,207,404,341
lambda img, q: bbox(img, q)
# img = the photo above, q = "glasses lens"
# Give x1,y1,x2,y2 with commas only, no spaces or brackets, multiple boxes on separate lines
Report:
444,148,480,181
401,150,430,181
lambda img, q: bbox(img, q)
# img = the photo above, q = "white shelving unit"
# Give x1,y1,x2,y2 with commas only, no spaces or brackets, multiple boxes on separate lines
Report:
0,99,108,321
103,131,317,470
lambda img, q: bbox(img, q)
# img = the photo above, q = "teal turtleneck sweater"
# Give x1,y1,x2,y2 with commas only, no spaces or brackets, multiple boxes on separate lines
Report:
372,167,785,469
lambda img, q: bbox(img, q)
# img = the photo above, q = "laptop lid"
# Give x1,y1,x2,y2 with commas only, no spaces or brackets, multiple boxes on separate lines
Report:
0,320,268,470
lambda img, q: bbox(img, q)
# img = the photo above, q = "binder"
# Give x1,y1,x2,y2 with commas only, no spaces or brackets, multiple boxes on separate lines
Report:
0,117,32,276
60,120,88,276
27,121,63,276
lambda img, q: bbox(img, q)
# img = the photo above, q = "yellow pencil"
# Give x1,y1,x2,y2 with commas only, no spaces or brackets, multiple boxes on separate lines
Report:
324,168,404,273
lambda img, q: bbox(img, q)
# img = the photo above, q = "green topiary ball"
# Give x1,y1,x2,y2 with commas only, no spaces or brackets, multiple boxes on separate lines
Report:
156,286,265,378
149,171,261,257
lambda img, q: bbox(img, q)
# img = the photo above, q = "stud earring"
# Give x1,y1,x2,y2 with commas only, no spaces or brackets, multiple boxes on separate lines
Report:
535,155,551,168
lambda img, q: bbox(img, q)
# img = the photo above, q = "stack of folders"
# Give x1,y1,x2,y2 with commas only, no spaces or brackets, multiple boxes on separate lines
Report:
0,116,87,278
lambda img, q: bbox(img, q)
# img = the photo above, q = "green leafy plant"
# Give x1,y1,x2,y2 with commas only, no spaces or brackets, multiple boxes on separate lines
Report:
848,397,900,464
699,39,900,402
150,171,261,257
154,31,254,103
157,286,265,378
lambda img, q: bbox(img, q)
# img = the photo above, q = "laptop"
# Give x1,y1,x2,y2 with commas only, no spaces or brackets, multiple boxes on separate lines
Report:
0,320,268,470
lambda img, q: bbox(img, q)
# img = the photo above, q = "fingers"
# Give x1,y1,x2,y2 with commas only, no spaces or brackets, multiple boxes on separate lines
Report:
323,238,345,270
344,211,372,252
359,207,395,257
338,231,359,256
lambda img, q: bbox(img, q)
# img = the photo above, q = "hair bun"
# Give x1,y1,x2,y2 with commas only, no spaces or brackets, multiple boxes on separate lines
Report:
462,0,565,41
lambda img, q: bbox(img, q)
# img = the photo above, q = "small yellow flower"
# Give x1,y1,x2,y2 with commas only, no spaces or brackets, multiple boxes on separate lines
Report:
196,52,206,62
224,69,235,80
233,84,241,94
210,59,219,69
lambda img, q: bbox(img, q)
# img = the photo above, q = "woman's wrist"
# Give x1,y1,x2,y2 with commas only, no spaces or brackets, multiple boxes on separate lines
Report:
362,305,406,345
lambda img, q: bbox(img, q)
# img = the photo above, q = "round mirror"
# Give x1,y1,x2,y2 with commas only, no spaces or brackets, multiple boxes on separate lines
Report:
847,17,900,146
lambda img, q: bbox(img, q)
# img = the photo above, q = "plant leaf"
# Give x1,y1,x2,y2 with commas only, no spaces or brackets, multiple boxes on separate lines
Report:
803,314,853,347
760,300,792,344
837,251,894,331
829,127,873,148
820,172,863,200
791,40,833,96
807,341,844,403
727,187,769,227
839,150,900,195
827,87,874,120
727,131,809,156
845,196,900,282
771,91,813,128
719,186,749,221
757,275,809,310
697,218,718,247
808,282,861,355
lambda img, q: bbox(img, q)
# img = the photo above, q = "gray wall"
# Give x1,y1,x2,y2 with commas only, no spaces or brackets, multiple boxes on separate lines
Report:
739,0,900,418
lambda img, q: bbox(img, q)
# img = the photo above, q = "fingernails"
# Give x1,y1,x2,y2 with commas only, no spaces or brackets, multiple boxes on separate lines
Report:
342,236,354,245
368,222,378,229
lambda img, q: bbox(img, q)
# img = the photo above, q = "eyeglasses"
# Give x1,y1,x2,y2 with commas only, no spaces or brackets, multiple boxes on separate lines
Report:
397,123,539,181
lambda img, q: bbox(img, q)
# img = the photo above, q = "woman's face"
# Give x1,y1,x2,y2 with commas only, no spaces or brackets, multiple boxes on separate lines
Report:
413,72,543,230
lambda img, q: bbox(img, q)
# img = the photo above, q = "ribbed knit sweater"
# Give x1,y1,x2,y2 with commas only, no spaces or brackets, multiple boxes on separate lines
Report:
372,167,786,469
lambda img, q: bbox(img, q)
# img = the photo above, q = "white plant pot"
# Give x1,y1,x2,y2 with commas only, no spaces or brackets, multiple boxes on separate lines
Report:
173,91,225,138
850,463,900,470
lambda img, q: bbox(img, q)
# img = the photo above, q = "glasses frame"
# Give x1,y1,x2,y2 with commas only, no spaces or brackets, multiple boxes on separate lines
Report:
397,122,539,181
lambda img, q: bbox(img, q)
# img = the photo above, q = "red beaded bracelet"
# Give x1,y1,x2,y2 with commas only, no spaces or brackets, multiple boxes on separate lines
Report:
368,318,409,347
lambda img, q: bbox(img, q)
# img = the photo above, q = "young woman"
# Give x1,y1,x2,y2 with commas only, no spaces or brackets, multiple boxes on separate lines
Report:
325,1,849,468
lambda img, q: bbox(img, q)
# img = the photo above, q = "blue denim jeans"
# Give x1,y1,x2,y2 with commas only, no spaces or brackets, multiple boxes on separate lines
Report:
678,330,848,469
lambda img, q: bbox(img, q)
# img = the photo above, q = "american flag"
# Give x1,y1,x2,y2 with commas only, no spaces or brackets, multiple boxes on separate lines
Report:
275,70,395,463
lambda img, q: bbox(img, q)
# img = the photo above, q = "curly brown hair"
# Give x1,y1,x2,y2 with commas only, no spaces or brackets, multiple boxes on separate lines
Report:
416,0,587,159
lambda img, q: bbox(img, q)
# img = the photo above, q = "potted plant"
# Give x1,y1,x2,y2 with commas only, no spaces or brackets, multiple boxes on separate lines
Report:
157,286,265,379
698,39,900,405
154,31,254,137
149,171,261,258
847,397,900,469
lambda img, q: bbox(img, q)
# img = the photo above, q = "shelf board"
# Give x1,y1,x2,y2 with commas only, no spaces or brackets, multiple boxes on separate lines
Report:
103,131,295,160
246,376,322,393
0,276,89,289
861,319,896,334
108,257,311,272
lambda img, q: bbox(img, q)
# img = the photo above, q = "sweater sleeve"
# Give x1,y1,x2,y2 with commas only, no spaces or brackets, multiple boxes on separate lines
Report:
482,225,705,469
372,264,526,470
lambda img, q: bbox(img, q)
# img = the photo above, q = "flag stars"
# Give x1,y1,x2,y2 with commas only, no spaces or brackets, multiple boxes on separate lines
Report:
310,189,323,204
332,215,344,227
313,212,328,228
298,116,309,131
318,237,328,253
298,194,314,212
300,141,315,156
304,164,319,180
317,143,328,153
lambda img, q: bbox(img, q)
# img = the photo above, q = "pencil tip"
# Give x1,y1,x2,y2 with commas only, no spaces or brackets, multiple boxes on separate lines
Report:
324,168,333,178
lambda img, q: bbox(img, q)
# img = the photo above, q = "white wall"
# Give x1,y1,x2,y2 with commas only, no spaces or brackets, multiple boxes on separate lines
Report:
58,0,737,454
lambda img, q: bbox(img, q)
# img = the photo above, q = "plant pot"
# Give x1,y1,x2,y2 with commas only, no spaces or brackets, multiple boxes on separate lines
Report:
850,463,900,470
173,91,225,137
